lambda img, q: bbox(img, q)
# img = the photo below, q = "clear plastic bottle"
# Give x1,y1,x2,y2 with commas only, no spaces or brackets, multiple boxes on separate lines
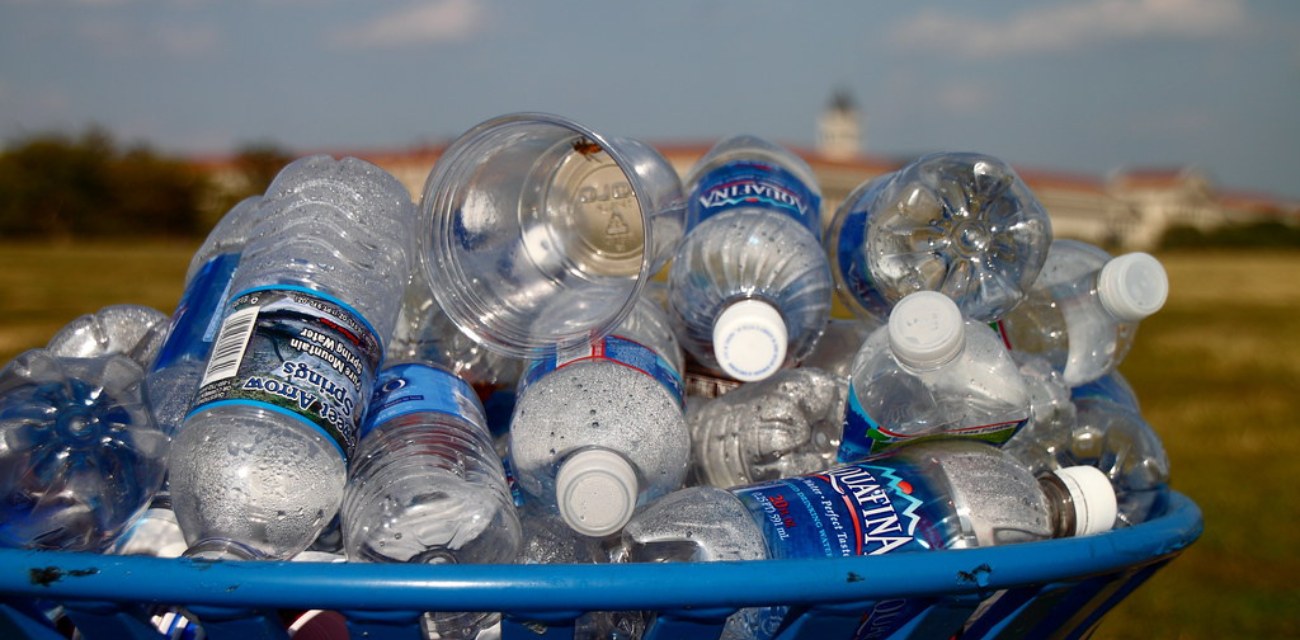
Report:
667,135,833,382
826,152,1052,323
146,196,264,437
688,366,846,489
0,350,167,552
45,304,170,369
621,440,1117,640
996,239,1169,387
169,155,415,560
508,295,690,537
839,291,1031,462
342,361,521,640
1062,396,1170,527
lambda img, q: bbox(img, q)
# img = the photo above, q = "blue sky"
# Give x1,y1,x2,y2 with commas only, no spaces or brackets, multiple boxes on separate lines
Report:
2,0,1298,200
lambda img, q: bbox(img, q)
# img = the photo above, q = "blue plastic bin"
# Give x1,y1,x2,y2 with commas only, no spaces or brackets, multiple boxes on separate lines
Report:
0,491,1201,640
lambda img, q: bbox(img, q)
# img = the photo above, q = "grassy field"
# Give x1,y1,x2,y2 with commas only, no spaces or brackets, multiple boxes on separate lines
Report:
0,242,1297,638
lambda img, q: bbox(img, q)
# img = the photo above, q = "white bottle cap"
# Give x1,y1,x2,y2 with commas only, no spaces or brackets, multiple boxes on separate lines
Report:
712,299,788,382
887,291,965,369
1053,465,1118,536
1098,253,1169,322
555,448,640,537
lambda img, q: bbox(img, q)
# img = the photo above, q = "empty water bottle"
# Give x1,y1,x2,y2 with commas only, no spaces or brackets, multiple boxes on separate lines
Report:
0,350,167,552
1064,395,1170,527
826,152,1052,323
667,135,833,382
46,304,170,368
839,291,1031,462
342,361,521,639
622,439,1117,640
996,239,1169,387
169,155,415,560
508,295,690,537
689,366,846,488
146,196,264,437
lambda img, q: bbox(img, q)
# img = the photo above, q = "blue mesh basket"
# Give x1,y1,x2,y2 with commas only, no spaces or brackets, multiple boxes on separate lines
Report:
0,491,1201,640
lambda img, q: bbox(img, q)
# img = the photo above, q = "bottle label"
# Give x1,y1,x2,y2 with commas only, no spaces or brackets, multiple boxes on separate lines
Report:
689,161,821,238
839,385,1028,462
519,335,684,406
732,459,950,639
151,253,240,372
834,208,894,318
189,286,384,461
360,363,486,441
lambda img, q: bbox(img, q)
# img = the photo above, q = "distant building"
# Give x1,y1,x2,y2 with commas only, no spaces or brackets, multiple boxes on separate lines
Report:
817,89,862,161
200,97,1297,251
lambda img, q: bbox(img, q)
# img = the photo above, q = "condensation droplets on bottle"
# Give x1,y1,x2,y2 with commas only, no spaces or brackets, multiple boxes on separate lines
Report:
508,295,690,538
169,155,416,561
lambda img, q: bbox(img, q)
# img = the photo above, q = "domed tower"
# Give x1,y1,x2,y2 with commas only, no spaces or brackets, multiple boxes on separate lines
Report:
817,89,862,160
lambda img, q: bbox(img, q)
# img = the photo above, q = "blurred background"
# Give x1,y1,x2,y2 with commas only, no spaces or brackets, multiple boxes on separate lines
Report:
1,1,1298,638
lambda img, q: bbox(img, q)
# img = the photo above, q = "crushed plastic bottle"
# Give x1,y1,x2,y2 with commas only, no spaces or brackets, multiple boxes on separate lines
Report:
46,304,170,369
688,366,846,489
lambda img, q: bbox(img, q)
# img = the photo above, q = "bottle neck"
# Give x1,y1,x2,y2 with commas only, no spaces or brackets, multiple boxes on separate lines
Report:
1037,473,1078,539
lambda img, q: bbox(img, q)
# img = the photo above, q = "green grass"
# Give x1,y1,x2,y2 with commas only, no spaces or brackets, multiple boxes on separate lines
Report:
0,243,1297,638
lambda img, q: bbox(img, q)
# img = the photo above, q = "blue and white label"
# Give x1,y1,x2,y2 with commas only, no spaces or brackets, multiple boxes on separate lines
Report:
360,363,486,441
733,458,949,639
189,286,385,461
151,253,240,372
689,161,821,238
839,384,1029,462
520,335,684,406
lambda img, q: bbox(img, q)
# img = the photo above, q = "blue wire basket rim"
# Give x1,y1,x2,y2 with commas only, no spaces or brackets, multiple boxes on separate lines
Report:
0,492,1201,614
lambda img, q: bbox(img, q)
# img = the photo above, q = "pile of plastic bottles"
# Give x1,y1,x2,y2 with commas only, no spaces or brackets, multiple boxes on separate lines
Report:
0,113,1173,640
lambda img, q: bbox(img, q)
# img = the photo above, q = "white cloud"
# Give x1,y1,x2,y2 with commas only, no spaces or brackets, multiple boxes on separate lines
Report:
892,0,1248,57
333,0,490,49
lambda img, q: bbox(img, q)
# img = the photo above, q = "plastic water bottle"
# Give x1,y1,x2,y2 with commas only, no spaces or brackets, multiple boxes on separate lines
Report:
169,155,415,561
996,239,1169,387
341,361,521,640
508,295,690,537
621,440,1117,640
45,304,170,368
0,350,167,552
1064,395,1170,527
666,135,833,382
688,366,846,489
146,196,264,437
839,291,1031,462
826,152,1052,323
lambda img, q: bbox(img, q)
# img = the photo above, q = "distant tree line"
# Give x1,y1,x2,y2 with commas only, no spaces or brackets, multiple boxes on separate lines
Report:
0,127,293,240
1161,221,1300,250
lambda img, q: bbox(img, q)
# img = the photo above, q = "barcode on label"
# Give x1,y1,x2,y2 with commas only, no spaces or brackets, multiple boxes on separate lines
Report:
200,306,260,387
